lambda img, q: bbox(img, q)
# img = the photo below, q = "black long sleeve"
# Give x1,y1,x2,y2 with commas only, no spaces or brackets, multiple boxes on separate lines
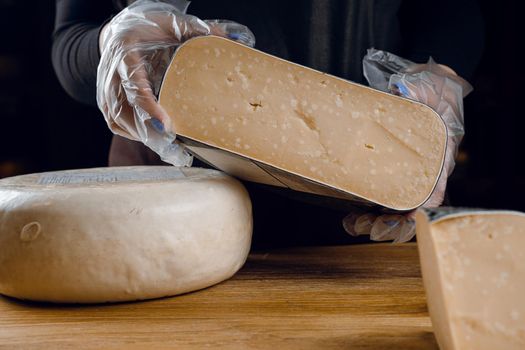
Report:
52,0,115,106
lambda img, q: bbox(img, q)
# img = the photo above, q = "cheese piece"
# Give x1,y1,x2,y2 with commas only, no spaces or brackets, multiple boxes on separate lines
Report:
159,36,447,211
0,166,252,303
416,208,525,350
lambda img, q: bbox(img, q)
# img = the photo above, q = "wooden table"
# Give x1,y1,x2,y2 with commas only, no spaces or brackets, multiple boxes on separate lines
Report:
0,243,437,349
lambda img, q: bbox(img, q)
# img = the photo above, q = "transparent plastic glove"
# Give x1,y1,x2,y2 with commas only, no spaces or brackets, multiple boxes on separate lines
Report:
343,211,417,243
96,0,255,166
343,49,472,243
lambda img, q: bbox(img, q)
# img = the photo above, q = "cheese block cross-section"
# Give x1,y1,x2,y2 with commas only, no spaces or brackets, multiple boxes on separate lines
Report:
416,208,525,350
0,166,252,303
159,36,447,211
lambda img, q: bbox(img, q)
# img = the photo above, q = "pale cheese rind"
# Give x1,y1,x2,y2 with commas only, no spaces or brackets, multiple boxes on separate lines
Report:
0,166,252,303
159,36,447,211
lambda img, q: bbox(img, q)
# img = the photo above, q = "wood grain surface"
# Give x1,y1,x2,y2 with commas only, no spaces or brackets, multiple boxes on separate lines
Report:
0,243,437,349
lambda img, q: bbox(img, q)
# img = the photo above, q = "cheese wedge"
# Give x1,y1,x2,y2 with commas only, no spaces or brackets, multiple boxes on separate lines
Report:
159,36,447,211
416,208,525,350
0,166,252,303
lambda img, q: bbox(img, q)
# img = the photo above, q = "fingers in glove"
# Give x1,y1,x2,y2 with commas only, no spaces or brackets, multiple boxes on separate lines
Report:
119,50,172,129
205,20,256,47
342,212,376,236
370,214,415,242
343,211,416,243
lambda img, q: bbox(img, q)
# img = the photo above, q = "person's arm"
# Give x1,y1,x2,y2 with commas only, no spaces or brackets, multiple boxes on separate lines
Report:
399,0,484,81
52,0,115,106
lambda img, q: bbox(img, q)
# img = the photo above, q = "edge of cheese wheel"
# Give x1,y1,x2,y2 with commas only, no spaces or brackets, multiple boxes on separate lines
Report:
416,208,525,350
0,166,253,303
159,36,447,211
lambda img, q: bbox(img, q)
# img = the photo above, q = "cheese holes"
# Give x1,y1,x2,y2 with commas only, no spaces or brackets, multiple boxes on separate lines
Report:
20,222,42,242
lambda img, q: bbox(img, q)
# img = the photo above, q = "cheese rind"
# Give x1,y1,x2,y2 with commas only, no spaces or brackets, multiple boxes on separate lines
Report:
159,36,447,211
0,166,252,303
416,209,525,350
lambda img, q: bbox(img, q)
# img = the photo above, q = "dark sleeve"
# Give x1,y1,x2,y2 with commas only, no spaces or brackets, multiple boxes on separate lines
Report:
52,0,115,106
399,0,484,81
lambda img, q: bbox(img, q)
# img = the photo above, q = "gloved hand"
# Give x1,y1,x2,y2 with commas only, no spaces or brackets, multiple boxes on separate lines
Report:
343,49,473,243
96,0,255,166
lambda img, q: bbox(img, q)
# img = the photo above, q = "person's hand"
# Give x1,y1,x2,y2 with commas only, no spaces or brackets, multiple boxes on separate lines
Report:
389,60,472,207
343,211,417,243
96,0,255,165
343,49,473,243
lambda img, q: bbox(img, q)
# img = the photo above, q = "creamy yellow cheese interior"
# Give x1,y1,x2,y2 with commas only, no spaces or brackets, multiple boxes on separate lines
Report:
159,36,447,210
417,211,525,350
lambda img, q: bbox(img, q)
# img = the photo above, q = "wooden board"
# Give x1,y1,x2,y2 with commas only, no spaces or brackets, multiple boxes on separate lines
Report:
0,243,437,349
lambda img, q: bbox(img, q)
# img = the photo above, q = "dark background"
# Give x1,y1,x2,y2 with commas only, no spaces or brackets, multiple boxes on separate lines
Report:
0,0,521,210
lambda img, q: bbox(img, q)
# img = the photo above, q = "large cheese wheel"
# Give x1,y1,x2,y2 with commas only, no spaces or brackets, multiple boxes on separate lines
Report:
0,166,252,303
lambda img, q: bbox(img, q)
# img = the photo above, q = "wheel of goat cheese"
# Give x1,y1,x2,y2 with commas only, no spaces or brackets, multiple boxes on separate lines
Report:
0,166,252,303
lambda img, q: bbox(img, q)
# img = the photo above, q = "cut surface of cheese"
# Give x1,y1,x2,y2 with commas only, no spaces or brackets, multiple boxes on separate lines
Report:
0,166,252,303
416,208,525,350
159,36,447,211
